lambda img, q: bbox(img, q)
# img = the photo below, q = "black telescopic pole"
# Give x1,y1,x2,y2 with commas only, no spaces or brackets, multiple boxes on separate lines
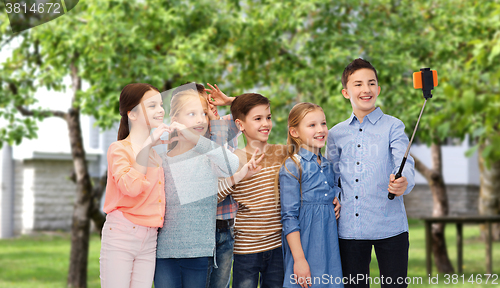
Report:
388,68,435,200
388,99,427,199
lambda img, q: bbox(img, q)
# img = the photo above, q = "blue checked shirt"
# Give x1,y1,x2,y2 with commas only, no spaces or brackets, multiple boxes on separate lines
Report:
327,107,415,240
210,115,241,220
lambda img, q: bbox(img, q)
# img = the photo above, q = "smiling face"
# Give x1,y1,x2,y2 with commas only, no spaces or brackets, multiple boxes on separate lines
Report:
236,104,272,143
172,95,209,136
290,109,328,154
129,89,165,128
342,68,381,121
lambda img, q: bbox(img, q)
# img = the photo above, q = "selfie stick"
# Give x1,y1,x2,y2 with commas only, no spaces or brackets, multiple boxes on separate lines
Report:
388,68,438,200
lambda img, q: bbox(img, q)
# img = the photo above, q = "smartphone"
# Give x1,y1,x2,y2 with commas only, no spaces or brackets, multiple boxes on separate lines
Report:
413,70,438,89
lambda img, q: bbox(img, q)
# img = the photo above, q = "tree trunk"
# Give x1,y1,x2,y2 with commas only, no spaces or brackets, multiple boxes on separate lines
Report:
66,105,93,288
411,142,454,273
66,62,93,288
478,144,500,241
89,172,107,235
11,71,105,286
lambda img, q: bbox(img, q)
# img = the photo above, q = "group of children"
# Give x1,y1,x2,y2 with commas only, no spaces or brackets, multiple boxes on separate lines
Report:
99,58,416,288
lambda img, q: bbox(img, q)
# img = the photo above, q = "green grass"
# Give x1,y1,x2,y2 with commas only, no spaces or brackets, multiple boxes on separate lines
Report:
369,219,500,287
0,232,101,288
0,220,499,287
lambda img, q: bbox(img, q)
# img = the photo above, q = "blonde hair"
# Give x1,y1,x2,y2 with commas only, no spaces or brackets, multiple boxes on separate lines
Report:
168,89,210,150
274,102,324,203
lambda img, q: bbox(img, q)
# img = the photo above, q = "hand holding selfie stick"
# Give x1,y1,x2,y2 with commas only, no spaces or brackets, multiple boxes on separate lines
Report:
388,68,438,200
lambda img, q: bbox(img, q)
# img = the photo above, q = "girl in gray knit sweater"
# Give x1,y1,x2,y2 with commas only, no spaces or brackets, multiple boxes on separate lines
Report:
153,89,240,288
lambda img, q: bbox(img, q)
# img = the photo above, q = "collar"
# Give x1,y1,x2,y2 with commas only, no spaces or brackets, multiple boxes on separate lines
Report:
298,147,324,163
348,107,384,125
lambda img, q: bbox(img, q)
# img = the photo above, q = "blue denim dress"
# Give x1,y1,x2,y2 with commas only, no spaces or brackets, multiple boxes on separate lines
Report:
280,148,344,287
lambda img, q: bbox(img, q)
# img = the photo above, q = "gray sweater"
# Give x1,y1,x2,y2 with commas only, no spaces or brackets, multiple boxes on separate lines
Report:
156,136,239,258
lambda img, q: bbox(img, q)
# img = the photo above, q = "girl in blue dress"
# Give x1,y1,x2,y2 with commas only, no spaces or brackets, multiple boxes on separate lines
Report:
277,102,344,288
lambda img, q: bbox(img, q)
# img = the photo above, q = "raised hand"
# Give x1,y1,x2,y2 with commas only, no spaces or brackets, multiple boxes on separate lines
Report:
228,149,265,186
205,83,234,106
241,148,265,180
206,102,220,120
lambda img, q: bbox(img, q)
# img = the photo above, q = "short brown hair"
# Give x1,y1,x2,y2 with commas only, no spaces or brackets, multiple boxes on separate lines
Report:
230,93,270,121
341,58,378,88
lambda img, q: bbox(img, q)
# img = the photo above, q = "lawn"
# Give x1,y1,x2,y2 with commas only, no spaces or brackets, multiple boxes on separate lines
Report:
0,219,499,288
0,232,101,288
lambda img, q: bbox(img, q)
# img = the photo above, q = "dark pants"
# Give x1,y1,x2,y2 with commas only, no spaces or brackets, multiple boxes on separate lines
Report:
207,224,235,288
232,246,285,288
339,232,409,288
154,257,211,288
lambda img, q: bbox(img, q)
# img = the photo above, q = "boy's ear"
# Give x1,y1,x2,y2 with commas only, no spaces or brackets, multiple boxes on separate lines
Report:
235,119,244,132
341,89,350,100
377,85,381,95
289,127,299,138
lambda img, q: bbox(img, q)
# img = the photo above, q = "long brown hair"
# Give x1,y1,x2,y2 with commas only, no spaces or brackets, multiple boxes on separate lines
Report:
274,102,324,203
117,83,160,140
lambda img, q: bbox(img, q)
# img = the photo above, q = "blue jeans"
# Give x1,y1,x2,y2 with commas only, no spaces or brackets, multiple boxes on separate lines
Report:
232,246,284,288
207,226,235,288
154,257,211,288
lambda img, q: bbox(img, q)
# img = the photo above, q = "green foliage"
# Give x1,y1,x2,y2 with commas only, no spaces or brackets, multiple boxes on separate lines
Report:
0,0,241,142
227,0,500,158
1,0,499,162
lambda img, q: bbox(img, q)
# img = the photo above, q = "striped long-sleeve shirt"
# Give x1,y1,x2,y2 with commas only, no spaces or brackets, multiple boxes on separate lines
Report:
218,144,287,254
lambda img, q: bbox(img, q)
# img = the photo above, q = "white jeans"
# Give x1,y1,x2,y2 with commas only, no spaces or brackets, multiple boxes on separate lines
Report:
100,210,158,288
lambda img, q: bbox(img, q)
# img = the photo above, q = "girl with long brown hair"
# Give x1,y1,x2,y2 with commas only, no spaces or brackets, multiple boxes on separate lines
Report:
100,83,174,288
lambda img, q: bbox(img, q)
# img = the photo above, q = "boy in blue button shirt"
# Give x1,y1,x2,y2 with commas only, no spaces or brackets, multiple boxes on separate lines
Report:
327,58,415,288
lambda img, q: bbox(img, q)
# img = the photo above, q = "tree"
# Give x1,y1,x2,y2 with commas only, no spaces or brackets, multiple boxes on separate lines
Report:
0,1,240,287
445,1,500,239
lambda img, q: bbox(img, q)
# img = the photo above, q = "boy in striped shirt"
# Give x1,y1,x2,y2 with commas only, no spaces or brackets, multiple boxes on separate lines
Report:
216,93,286,288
